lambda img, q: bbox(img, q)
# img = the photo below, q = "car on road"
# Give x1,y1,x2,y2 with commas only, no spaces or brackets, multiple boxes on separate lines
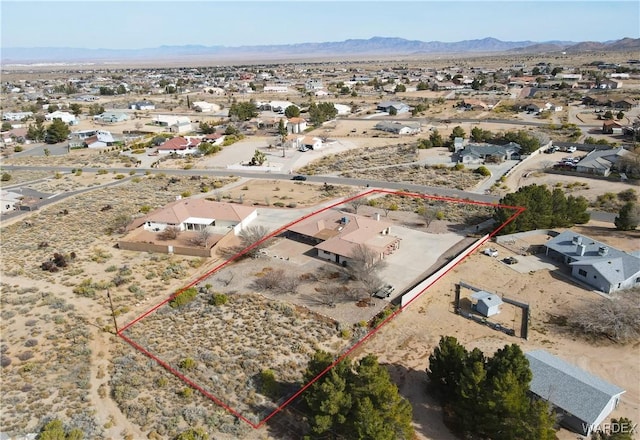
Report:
291,175,307,181
503,256,518,265
482,248,498,257
373,284,394,299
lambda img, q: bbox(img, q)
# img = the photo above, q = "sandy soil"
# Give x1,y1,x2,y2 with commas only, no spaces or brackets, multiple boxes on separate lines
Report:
352,221,640,440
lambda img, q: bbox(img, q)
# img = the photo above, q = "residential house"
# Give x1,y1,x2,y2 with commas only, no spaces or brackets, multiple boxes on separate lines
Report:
470,290,503,317
377,101,410,114
298,136,322,151
612,98,637,110
305,79,324,91
153,115,192,133
155,136,201,155
93,112,129,124
192,101,218,112
131,199,257,235
460,98,489,111
84,130,116,148
0,190,23,213
602,120,623,134
373,121,421,135
525,349,625,436
575,147,630,177
129,101,155,111
2,112,33,121
285,209,400,266
287,117,307,134
457,142,521,164
0,128,27,146
263,85,289,93
544,230,640,293
45,111,77,125
119,199,258,256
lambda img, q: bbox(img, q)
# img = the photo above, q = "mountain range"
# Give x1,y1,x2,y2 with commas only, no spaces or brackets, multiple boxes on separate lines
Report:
3,36,639,64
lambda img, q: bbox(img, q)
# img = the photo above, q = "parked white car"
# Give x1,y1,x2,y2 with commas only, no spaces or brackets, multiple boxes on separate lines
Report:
482,248,498,257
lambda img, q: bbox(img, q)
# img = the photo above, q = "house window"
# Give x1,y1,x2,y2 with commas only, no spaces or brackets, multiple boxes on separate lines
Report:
636,277,640,284
578,269,587,277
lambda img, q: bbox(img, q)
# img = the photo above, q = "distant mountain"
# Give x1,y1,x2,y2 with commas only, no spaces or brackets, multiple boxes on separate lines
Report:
2,36,638,64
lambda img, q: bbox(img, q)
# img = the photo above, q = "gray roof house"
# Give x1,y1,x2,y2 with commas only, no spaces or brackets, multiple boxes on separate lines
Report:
374,121,421,135
575,147,630,177
377,101,410,114
457,142,521,164
544,230,640,294
525,349,625,436
470,290,503,317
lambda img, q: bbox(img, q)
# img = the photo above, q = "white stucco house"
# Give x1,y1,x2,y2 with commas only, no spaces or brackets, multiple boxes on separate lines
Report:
287,117,307,134
132,199,257,236
45,111,77,125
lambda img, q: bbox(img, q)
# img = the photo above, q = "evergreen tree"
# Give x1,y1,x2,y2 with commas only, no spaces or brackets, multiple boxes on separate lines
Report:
285,105,300,118
45,118,70,144
449,126,466,141
426,335,468,398
302,351,414,439
614,202,640,230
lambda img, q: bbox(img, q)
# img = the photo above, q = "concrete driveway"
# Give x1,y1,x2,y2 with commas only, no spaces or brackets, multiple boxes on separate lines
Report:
377,227,465,295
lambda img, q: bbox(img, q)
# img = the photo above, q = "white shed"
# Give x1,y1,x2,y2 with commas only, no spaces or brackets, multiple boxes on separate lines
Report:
470,290,503,317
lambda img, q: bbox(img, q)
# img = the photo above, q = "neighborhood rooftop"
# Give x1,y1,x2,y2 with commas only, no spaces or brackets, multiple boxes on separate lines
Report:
525,349,625,428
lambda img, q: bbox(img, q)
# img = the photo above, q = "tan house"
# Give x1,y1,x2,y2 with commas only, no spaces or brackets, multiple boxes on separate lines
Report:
286,209,400,265
119,199,257,256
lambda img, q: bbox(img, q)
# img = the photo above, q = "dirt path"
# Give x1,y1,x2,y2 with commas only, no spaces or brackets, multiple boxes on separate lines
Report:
87,329,146,440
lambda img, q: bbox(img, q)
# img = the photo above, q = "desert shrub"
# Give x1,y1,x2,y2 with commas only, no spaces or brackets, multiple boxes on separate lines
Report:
17,351,33,361
210,293,228,306
475,166,491,176
258,369,278,398
273,202,285,207
371,307,396,329
24,339,38,347
158,226,180,240
179,387,193,399
1,172,11,181
569,290,640,342
179,357,196,370
453,163,465,171
618,189,637,202
169,287,197,308
114,174,126,179
0,355,11,367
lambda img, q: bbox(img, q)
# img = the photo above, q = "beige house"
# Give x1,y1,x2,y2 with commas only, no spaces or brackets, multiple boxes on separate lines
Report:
286,209,400,265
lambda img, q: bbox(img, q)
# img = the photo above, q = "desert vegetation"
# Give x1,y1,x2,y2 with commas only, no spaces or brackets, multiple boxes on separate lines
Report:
121,292,350,424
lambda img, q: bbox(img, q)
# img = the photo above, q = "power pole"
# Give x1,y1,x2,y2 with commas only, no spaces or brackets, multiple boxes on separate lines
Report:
106,289,118,334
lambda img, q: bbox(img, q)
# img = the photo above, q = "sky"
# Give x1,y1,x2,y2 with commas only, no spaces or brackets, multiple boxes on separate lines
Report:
1,1,639,49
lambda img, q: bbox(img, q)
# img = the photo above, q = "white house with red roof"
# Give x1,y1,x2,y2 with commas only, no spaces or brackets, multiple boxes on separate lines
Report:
155,136,201,155
287,117,307,134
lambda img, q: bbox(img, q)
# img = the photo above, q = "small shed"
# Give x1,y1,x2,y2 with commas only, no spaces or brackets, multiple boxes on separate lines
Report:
470,290,503,317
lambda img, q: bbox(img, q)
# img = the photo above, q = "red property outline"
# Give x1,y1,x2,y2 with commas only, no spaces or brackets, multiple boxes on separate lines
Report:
118,189,524,429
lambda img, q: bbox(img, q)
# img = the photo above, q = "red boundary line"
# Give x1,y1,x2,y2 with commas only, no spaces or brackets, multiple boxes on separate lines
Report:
117,189,524,428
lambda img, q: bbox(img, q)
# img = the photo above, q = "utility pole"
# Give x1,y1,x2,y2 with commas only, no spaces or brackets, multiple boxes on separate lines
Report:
106,289,118,334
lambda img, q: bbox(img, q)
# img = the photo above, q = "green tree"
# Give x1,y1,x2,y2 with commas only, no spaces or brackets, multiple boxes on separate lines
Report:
68,103,82,117
429,129,445,147
88,104,105,116
394,84,406,93
303,351,414,439
616,111,625,120
99,86,115,96
308,102,338,126
45,119,70,144
228,101,258,121
603,110,614,120
1,172,11,182
388,106,398,116
116,84,127,95
449,126,466,141
27,121,46,142
1,121,12,131
284,105,300,118
471,126,491,142
494,184,589,234
250,149,266,166
614,202,639,230
416,81,429,91
426,336,468,399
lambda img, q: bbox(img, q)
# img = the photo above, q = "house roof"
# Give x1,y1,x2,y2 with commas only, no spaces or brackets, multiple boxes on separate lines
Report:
136,199,256,227
602,120,623,128
525,349,625,425
157,136,189,150
287,209,397,258
287,117,306,124
545,230,640,285
378,100,408,109
576,147,629,171
459,142,521,158
470,290,503,308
